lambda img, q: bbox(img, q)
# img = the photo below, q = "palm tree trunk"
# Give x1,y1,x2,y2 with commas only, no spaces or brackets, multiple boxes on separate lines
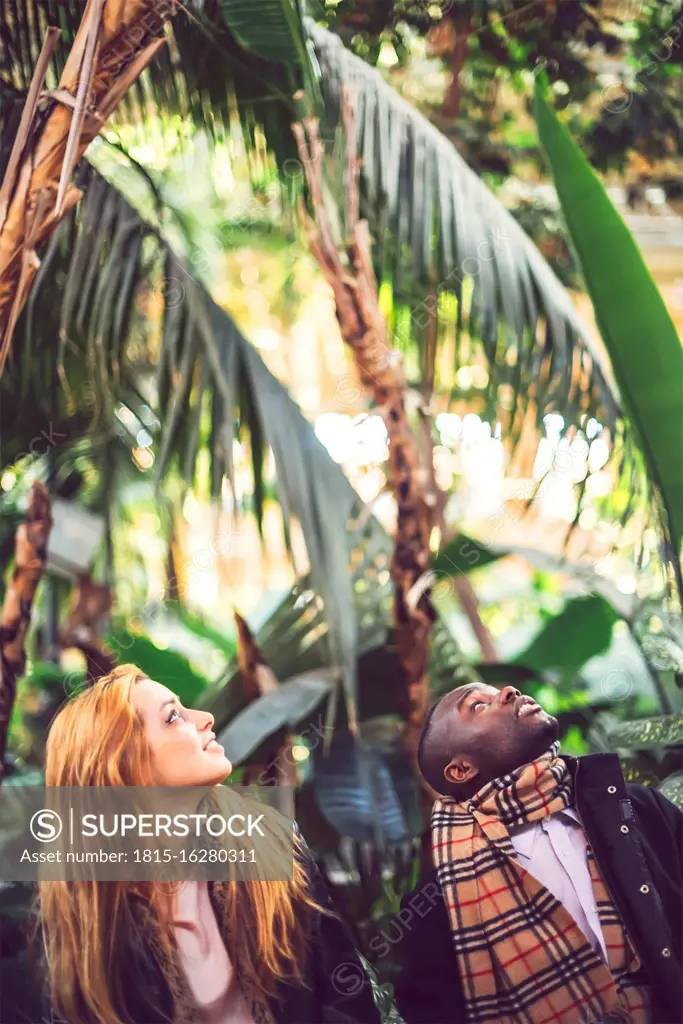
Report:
442,13,472,120
0,481,52,783
59,572,115,684
293,99,437,775
235,612,296,818
0,0,176,374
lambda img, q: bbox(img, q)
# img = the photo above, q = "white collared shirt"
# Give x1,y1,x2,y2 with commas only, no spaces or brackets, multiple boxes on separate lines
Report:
508,807,608,962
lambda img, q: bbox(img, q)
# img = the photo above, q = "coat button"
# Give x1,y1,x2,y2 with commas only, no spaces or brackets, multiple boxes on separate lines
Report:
468,804,475,813
640,885,649,894
662,947,671,958
620,825,629,834
607,785,617,794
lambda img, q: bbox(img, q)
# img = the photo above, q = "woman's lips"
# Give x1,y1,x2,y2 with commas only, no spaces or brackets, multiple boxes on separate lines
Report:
204,738,223,751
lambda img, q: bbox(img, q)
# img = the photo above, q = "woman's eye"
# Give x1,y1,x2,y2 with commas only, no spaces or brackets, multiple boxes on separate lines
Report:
167,708,181,724
470,700,485,712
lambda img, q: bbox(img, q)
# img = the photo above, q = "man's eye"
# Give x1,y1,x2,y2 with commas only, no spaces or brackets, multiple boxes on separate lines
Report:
470,700,485,712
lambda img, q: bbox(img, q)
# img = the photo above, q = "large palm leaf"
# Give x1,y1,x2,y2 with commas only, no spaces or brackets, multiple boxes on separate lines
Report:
306,22,620,437
0,152,364,715
0,0,302,174
200,516,473,739
176,2,625,445
4,3,627,457
535,80,683,589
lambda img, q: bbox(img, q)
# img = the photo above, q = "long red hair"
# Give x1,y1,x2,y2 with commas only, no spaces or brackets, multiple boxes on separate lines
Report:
37,664,318,1024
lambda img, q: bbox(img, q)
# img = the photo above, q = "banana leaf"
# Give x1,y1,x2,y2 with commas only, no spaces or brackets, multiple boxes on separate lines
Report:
535,79,683,593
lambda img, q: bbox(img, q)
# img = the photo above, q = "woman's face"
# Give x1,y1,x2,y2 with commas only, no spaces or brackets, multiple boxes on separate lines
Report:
133,677,232,786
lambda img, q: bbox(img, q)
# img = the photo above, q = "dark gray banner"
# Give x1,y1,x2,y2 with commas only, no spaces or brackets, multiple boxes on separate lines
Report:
0,786,295,881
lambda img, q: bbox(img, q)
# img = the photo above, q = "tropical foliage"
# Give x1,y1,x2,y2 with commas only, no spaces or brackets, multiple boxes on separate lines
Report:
0,0,680,783
1,3,683,1017
1,0,655,724
535,77,683,592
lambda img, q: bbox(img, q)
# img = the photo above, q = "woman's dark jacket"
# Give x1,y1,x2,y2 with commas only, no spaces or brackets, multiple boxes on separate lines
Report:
394,753,683,1024
30,854,381,1024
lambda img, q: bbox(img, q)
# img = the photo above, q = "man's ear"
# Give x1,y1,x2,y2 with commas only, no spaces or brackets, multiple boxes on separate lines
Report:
444,758,478,786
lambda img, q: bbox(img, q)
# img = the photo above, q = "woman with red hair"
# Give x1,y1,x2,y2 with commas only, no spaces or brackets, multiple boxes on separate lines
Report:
35,664,380,1024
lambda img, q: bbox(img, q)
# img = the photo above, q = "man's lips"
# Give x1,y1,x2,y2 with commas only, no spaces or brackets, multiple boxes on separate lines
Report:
515,696,542,718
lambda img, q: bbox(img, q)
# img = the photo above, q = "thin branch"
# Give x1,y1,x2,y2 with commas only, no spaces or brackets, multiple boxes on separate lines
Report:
56,0,105,217
0,27,61,232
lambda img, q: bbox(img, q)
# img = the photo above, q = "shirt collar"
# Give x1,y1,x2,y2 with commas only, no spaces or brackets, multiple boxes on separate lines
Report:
510,806,581,860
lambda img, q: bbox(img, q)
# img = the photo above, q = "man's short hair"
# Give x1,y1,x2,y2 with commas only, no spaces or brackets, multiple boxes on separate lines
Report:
417,695,448,793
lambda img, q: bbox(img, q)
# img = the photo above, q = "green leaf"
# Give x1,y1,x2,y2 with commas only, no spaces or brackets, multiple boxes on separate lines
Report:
218,0,320,111
431,532,501,578
216,670,335,765
475,663,538,686
176,605,238,659
513,595,618,676
618,754,662,788
657,771,683,810
106,628,210,707
534,81,683,578
219,0,301,64
608,713,683,751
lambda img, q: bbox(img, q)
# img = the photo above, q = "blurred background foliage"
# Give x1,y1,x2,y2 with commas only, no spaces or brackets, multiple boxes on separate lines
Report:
1,0,683,1011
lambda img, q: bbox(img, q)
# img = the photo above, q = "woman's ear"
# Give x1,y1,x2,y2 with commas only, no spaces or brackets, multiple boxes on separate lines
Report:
444,758,478,786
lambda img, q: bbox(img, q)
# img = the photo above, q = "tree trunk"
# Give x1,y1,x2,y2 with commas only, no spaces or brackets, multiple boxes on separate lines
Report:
442,14,473,121
0,0,176,373
0,481,53,782
293,101,437,777
293,96,496,794
59,572,115,684
235,612,296,818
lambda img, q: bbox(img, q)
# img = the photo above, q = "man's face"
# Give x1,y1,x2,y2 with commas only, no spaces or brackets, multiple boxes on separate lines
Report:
439,683,559,790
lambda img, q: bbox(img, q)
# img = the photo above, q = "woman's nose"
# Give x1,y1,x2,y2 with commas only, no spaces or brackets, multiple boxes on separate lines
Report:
499,685,521,706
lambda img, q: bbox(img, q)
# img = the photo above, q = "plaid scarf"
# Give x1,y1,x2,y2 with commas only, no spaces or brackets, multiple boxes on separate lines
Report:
432,742,650,1024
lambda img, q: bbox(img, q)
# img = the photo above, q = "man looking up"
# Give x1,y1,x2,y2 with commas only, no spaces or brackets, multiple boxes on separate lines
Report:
394,683,683,1024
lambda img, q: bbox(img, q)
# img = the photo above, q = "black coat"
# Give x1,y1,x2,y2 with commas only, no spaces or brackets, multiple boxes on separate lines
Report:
393,753,683,1024
26,857,382,1024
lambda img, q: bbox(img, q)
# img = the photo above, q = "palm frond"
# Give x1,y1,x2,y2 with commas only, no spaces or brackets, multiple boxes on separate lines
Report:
0,155,366,715
307,22,621,444
200,517,474,735
0,0,301,173
0,2,648,475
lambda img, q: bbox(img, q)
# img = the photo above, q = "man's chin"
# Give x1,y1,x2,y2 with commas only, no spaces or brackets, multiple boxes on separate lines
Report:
522,711,559,757
536,711,559,744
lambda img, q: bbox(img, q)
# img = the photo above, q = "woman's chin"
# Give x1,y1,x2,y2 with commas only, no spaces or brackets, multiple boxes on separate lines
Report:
204,754,232,783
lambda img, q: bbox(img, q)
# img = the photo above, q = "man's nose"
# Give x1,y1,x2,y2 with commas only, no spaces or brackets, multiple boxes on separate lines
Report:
499,685,521,706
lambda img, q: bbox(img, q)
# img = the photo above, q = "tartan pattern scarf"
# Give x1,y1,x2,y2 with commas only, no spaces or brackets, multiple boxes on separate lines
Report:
432,742,650,1024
